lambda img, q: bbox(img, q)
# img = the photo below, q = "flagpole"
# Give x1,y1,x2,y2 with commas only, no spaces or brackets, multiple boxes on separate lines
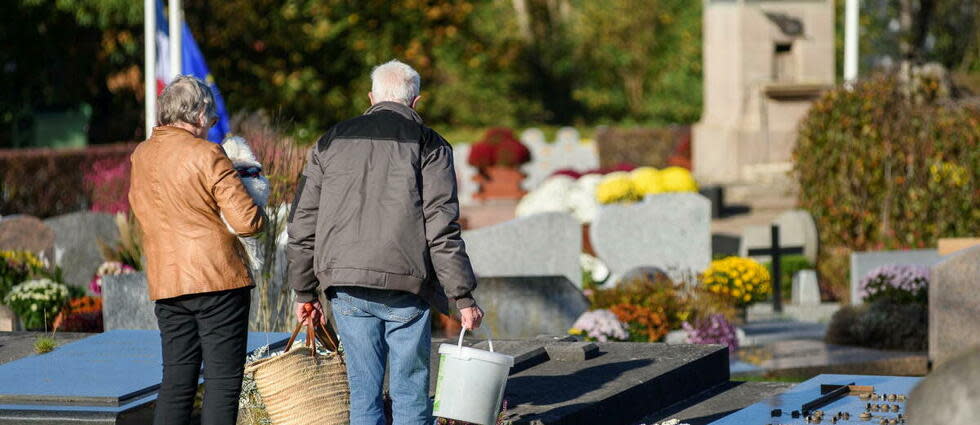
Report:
169,0,182,80
844,0,859,84
144,0,156,136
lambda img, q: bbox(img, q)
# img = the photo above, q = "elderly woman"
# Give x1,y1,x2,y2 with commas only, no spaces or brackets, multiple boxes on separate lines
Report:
129,75,266,425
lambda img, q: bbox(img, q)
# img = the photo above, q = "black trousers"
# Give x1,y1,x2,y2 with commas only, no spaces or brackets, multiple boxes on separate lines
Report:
154,287,251,425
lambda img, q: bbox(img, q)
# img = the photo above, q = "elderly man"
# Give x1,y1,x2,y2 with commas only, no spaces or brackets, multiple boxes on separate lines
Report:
287,59,483,425
129,75,266,425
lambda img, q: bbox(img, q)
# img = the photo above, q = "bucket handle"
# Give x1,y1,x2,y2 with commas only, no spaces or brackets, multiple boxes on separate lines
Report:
456,327,494,353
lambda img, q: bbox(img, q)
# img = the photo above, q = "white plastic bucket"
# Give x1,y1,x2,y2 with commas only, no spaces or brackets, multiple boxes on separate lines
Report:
433,328,515,425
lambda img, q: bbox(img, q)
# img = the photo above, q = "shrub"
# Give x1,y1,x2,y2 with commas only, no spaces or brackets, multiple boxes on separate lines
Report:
595,126,691,169
825,301,928,351
859,265,929,305
34,336,58,354
701,257,772,307
795,75,980,297
683,314,739,355
4,278,70,330
0,143,137,217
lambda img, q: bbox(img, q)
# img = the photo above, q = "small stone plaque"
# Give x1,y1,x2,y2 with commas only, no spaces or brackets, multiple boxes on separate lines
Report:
545,341,600,362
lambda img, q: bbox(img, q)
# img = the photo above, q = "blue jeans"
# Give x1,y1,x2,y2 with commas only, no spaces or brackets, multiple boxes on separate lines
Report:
330,286,432,425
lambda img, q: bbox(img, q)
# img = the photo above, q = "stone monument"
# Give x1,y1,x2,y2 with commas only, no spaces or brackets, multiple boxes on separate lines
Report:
929,246,980,368
693,0,835,183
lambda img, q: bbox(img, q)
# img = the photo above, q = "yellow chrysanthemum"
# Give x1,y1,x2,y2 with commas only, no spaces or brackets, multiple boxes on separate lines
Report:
595,172,638,204
630,167,666,195
659,166,699,192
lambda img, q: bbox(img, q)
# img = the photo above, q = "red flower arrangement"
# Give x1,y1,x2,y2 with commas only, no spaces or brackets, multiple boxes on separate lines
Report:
466,128,531,169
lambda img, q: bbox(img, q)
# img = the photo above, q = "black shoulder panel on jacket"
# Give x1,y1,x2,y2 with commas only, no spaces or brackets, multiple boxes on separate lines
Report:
330,111,423,144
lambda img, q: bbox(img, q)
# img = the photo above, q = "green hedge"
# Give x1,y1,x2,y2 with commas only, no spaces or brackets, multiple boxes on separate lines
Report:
794,75,979,298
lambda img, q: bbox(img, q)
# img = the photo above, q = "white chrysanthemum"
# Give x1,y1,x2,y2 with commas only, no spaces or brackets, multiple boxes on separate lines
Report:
515,175,576,218
580,253,610,283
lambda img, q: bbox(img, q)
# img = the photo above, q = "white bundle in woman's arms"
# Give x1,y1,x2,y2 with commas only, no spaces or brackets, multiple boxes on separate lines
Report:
221,136,270,272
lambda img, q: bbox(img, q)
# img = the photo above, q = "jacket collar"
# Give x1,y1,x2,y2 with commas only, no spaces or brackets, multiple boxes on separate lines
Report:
364,101,423,124
152,125,196,139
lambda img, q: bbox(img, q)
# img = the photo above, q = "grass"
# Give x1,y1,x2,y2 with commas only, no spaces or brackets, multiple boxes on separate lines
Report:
33,336,58,354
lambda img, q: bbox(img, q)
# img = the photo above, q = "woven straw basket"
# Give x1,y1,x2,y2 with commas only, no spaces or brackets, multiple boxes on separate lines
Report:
245,322,350,425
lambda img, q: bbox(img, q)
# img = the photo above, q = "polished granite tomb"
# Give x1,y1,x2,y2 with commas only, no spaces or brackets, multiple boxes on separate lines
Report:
0,330,289,424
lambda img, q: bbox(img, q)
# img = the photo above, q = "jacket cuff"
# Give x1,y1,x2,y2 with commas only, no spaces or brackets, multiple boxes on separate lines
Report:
294,290,317,303
454,293,476,310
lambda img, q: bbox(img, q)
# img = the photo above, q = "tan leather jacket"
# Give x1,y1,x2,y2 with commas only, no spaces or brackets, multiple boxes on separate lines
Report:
129,126,266,300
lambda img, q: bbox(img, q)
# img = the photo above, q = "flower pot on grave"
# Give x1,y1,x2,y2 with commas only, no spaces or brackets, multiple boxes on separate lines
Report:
472,166,527,201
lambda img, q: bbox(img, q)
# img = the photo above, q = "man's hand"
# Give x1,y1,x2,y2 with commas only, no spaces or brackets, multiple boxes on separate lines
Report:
459,305,484,330
295,301,325,326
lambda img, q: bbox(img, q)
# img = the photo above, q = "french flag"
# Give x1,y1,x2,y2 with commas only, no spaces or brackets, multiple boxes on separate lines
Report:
155,0,230,143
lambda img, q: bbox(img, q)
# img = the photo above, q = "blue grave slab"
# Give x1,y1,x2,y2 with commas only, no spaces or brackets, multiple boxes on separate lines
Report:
708,374,922,424
0,330,290,424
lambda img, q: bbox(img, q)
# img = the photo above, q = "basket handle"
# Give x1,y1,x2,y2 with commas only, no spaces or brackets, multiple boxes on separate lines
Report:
456,327,494,355
284,320,342,360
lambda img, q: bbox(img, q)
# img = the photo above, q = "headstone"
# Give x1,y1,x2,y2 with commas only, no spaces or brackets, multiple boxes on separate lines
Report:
0,330,289,424
791,270,820,306
850,249,945,305
908,347,980,425
521,127,599,191
473,276,589,339
590,193,711,282
462,212,582,287
101,272,156,330
453,143,478,206
44,211,119,289
739,209,818,264
0,215,55,260
929,246,980,369
0,305,16,332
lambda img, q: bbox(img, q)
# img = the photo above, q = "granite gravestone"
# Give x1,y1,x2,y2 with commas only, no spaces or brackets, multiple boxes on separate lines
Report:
0,216,55,261
521,127,599,192
473,276,589,339
462,212,582,287
44,211,119,289
929,246,980,369
850,249,945,305
791,270,821,306
590,193,711,283
101,273,156,330
739,209,818,264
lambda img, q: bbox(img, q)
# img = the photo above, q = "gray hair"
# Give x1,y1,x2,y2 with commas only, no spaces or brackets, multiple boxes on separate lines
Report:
157,75,218,127
370,60,421,105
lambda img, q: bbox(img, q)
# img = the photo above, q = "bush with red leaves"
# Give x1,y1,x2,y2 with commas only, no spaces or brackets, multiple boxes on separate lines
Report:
466,127,531,169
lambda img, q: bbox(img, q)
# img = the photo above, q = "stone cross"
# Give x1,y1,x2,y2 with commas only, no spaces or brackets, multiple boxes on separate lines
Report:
746,224,804,313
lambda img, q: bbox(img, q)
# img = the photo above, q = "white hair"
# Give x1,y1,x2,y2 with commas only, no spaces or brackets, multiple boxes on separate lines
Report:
370,60,421,105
